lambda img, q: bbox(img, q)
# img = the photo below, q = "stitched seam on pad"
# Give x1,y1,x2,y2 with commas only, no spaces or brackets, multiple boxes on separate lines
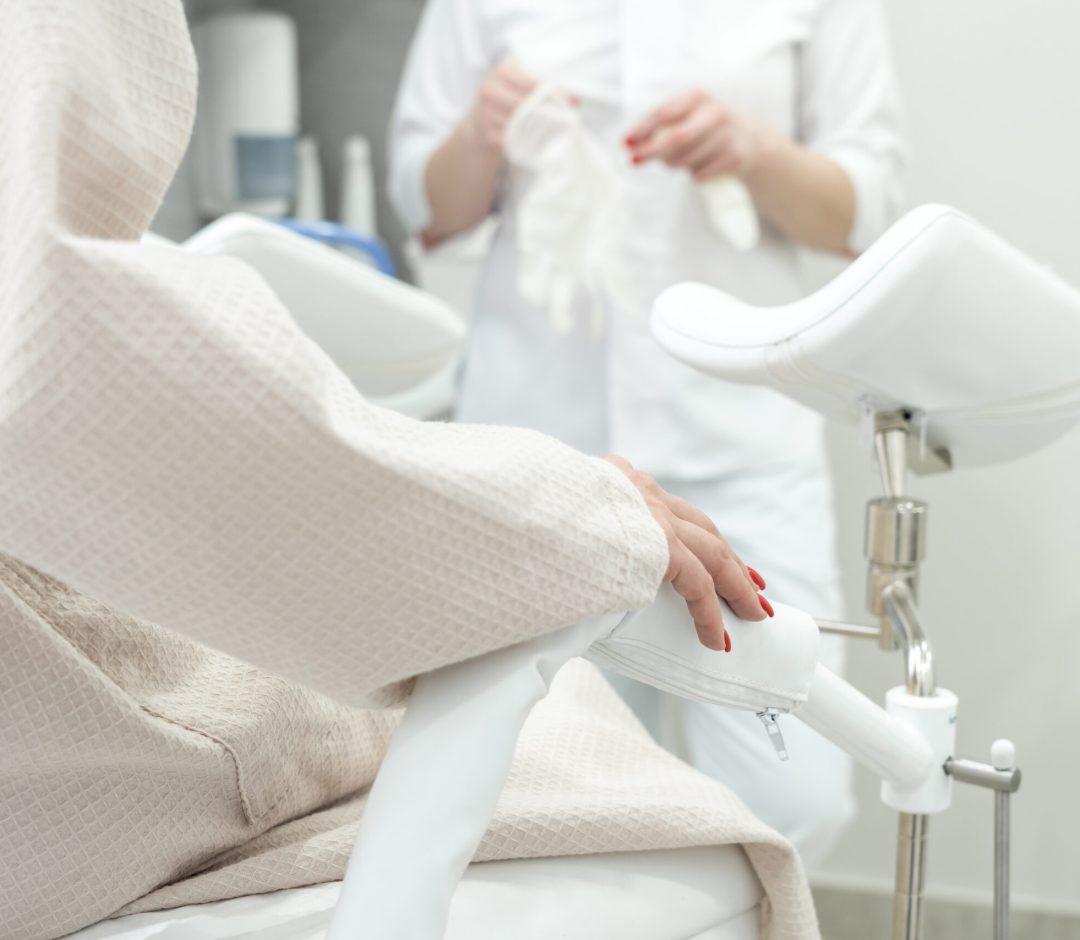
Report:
599,637,799,699
775,208,961,342
666,206,961,351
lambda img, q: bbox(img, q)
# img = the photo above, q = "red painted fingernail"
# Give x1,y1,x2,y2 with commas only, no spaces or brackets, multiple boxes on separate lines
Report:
759,595,774,618
748,567,766,590
724,630,732,653
631,154,643,164
625,135,636,147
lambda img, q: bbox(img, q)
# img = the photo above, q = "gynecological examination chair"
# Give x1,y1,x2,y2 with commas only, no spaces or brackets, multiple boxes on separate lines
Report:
87,205,1079,940
324,204,1080,940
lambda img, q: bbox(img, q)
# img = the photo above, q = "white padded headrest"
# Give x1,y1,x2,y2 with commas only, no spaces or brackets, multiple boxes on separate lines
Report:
185,214,464,397
652,205,1080,466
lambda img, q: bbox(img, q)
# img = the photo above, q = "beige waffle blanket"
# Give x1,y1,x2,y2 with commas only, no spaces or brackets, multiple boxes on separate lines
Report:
0,1,819,937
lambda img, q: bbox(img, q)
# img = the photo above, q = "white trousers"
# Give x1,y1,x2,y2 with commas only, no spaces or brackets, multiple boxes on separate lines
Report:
605,463,856,868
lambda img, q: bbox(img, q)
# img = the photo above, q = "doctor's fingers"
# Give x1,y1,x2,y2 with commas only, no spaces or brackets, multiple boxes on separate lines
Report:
677,128,741,177
489,60,538,94
691,133,749,181
477,83,532,131
664,537,729,652
473,97,528,150
480,77,533,113
636,108,731,166
477,65,537,122
671,516,766,625
625,88,713,147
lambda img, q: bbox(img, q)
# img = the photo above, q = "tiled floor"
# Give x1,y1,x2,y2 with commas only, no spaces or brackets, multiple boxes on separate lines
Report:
813,886,1080,939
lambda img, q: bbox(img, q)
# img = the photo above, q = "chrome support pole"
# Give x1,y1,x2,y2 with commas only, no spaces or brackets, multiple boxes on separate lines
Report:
880,580,936,940
893,813,930,940
882,582,935,697
865,413,928,651
995,789,1010,940
863,412,1018,940
866,498,927,650
866,415,936,940
944,746,1020,940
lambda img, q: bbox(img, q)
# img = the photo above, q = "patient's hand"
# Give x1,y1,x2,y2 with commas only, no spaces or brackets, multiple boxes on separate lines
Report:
605,456,769,652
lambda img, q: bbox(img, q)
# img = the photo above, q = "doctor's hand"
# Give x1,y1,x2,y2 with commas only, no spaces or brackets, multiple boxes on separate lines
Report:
464,61,539,155
624,89,770,183
605,456,771,653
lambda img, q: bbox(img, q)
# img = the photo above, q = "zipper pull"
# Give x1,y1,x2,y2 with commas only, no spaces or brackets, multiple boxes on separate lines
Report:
756,708,789,762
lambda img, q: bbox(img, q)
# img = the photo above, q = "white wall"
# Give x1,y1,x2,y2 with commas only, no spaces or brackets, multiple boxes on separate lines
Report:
816,0,1080,910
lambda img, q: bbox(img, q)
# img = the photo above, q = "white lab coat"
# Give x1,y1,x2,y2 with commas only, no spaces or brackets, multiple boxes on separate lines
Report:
390,0,906,862
390,0,905,471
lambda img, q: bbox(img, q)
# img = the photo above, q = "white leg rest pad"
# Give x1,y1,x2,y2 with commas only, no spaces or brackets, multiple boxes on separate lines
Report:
329,587,818,939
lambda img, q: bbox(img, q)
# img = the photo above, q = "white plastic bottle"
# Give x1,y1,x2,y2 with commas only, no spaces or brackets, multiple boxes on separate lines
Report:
340,134,377,237
294,135,324,221
189,11,299,218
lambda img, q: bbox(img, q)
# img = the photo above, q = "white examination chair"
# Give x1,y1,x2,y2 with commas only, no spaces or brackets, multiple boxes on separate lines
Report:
652,203,1080,468
329,205,1080,940
183,214,466,418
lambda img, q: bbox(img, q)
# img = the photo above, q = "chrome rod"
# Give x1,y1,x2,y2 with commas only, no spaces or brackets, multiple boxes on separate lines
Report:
945,751,1019,940
995,790,1010,940
945,758,1020,793
881,578,935,940
947,744,1019,940
882,581,935,696
869,416,938,940
874,413,910,499
893,812,929,940
992,741,1018,940
816,619,882,640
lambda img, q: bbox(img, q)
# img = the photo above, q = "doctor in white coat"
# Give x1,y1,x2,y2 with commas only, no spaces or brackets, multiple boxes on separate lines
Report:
389,0,907,864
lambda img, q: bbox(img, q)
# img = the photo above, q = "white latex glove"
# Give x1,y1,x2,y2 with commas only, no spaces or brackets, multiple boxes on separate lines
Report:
504,84,632,333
